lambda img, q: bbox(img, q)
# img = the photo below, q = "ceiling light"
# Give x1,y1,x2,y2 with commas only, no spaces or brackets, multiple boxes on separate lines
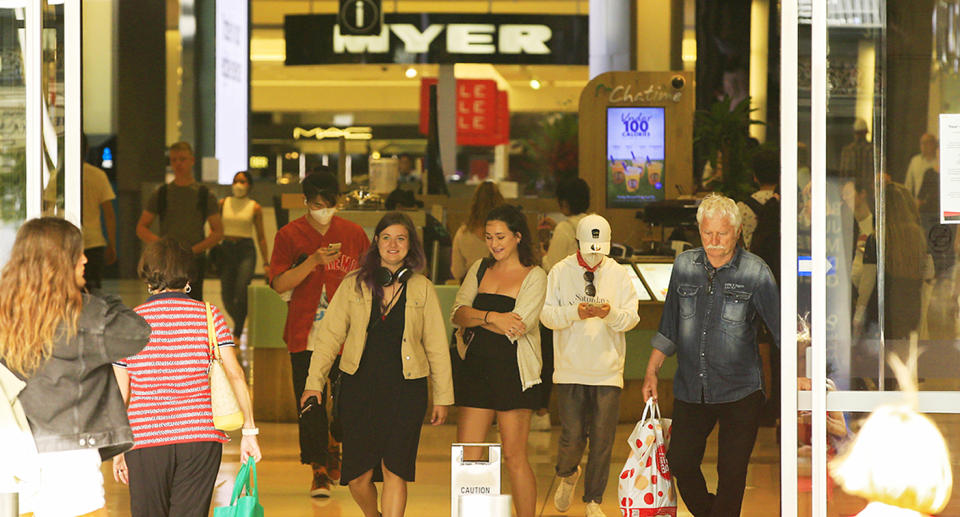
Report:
529,79,542,90
405,67,418,79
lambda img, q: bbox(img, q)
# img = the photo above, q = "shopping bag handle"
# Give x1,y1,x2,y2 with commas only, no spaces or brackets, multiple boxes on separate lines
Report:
228,457,259,506
640,397,662,425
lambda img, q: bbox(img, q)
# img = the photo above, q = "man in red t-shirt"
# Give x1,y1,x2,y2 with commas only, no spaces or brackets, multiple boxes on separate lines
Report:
270,170,369,497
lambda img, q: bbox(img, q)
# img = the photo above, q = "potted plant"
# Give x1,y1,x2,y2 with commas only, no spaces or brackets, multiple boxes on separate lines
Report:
694,96,765,200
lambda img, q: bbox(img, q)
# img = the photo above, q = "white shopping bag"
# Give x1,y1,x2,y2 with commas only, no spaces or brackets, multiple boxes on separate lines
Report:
618,398,676,517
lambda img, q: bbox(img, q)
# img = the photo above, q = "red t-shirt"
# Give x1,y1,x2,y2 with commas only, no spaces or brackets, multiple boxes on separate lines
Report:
270,215,369,353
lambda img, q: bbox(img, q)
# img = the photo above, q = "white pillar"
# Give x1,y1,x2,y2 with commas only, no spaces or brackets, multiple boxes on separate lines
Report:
437,64,458,179
589,0,632,78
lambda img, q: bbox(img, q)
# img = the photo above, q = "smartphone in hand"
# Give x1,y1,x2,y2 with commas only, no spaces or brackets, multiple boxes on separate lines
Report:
299,395,319,418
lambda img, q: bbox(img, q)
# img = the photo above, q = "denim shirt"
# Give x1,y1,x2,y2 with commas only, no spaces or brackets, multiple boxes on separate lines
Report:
651,247,779,404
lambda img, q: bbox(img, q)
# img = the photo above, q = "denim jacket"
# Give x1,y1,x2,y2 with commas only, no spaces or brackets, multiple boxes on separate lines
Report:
651,247,779,404
15,292,151,459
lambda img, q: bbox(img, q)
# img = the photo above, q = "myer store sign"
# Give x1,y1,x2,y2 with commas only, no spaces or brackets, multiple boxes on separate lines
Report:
285,13,588,65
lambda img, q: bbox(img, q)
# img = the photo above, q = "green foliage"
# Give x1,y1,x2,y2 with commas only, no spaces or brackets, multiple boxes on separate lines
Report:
694,96,765,201
516,112,579,194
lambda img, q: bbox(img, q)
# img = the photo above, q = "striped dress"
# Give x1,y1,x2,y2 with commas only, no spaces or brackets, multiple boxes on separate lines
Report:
117,292,234,449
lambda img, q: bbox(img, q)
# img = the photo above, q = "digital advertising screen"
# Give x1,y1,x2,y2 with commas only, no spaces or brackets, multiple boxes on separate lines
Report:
635,262,674,302
622,263,653,301
606,107,666,208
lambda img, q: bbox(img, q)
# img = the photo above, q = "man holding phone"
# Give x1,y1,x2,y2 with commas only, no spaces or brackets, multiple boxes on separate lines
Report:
540,215,640,517
270,169,369,497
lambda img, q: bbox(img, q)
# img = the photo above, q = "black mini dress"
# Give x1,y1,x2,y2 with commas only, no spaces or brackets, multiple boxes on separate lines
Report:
338,288,428,485
455,293,541,411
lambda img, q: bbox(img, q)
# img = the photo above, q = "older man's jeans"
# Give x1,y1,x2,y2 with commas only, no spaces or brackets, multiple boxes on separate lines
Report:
667,390,764,517
555,384,621,503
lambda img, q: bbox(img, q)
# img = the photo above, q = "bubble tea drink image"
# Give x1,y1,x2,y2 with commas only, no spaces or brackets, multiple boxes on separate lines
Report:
625,152,644,192
647,157,663,186
611,157,626,185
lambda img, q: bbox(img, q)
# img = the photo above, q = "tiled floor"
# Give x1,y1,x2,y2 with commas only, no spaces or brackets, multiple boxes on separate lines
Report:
101,422,792,517
95,279,960,516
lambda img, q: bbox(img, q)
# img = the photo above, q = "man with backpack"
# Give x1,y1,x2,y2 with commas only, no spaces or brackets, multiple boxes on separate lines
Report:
136,141,223,301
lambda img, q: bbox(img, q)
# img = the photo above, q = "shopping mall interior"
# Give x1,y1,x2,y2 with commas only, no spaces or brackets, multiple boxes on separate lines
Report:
5,0,960,515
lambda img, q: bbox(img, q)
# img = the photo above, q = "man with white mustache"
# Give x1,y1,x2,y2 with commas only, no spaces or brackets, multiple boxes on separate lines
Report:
642,193,779,517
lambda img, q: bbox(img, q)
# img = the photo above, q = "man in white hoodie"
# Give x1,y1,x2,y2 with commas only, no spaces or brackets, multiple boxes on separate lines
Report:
541,214,641,517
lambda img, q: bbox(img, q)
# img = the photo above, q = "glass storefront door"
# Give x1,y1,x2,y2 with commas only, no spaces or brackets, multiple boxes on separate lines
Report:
783,1,960,515
0,0,80,261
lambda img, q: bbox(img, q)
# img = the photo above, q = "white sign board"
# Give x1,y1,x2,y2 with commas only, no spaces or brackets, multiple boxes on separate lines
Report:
940,114,960,223
451,444,501,517
215,0,248,184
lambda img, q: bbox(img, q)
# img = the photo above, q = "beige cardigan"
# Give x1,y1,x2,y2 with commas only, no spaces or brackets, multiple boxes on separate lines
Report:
306,271,454,406
452,259,547,391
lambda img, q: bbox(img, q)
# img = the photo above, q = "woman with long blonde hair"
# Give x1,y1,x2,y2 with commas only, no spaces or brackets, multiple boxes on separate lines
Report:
451,181,505,282
0,217,150,517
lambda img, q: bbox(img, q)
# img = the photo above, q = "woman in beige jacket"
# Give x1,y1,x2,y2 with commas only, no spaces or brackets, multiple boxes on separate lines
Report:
302,211,453,517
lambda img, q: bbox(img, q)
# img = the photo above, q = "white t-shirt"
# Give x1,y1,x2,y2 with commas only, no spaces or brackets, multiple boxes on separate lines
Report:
904,153,938,198
18,448,105,517
82,163,116,249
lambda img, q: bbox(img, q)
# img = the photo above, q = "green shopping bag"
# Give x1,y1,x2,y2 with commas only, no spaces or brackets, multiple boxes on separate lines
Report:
214,457,264,517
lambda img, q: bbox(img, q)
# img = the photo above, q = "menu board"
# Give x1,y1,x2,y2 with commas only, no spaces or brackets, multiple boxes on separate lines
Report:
635,262,674,302
941,114,960,223
622,263,652,301
606,107,666,208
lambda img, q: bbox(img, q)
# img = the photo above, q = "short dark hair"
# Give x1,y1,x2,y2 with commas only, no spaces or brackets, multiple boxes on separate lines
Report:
485,204,538,267
138,238,193,293
556,177,590,214
751,148,780,185
169,141,194,155
302,169,339,206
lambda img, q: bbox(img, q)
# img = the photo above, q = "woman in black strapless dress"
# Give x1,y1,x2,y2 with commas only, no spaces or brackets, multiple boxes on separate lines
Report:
452,205,548,517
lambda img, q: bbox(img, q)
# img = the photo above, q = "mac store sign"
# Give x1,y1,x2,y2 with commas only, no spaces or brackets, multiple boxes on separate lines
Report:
284,12,589,65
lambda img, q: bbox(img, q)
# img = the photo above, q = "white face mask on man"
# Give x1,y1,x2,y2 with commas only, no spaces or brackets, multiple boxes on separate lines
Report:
310,207,337,225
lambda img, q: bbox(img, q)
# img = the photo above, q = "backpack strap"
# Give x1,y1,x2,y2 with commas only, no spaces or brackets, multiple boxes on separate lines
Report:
198,185,210,220
743,196,765,216
156,184,168,221
476,257,493,284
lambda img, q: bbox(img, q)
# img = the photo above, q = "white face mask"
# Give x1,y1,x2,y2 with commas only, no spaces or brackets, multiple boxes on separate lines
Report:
581,252,604,268
232,183,249,198
311,207,336,225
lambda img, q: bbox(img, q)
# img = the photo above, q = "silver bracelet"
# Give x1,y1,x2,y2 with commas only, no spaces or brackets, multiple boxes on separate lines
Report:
241,427,259,436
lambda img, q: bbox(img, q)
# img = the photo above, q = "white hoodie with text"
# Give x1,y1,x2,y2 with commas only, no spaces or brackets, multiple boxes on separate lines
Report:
540,254,641,388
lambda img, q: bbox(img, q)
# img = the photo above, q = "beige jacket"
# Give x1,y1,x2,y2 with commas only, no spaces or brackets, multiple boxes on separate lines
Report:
306,272,454,405
452,259,547,391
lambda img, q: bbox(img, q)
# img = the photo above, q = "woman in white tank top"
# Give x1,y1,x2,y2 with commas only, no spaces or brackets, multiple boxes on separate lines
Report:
218,171,270,338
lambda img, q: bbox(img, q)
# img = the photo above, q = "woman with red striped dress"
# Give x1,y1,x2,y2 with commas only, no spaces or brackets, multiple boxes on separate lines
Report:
112,238,262,517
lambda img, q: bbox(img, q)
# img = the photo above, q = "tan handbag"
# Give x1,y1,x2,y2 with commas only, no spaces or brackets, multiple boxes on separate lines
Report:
205,302,243,431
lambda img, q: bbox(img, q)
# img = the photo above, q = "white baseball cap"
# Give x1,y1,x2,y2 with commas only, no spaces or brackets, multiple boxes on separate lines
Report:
577,214,611,256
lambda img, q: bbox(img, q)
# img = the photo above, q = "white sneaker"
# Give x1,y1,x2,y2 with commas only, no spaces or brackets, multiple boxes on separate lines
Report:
553,466,581,512
530,412,551,431
585,502,607,517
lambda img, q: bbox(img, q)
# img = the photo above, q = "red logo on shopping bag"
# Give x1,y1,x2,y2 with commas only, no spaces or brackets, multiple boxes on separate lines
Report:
656,445,671,480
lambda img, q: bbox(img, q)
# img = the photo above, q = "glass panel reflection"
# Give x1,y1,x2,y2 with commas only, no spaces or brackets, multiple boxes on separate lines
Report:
0,7,27,262
39,0,63,217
